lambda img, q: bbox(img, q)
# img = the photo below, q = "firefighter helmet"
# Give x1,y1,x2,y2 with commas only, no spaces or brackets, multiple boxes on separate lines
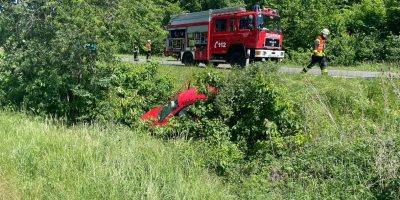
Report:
321,28,330,36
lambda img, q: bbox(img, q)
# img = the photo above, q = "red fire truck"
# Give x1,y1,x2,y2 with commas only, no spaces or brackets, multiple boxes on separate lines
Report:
165,6,285,67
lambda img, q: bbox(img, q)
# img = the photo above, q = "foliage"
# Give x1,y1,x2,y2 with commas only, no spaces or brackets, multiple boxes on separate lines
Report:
0,2,172,123
0,1,117,122
1,60,400,198
96,62,173,125
109,0,182,54
384,35,400,63
0,0,400,199
214,67,305,158
167,0,400,65
146,66,305,177
149,64,399,199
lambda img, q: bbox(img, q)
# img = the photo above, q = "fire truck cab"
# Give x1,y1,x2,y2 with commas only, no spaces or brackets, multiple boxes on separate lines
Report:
165,6,285,67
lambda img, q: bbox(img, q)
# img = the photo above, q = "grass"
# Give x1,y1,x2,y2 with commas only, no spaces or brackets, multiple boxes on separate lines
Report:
157,65,228,89
118,54,400,73
116,54,169,62
0,174,19,200
281,60,400,72
233,72,400,199
0,111,234,199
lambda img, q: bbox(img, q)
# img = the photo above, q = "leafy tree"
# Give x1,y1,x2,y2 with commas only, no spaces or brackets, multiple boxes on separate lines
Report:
110,0,181,54
0,0,117,122
176,0,244,12
386,1,400,35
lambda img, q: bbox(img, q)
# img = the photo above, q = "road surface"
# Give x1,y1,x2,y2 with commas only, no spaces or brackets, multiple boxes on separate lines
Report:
121,57,399,79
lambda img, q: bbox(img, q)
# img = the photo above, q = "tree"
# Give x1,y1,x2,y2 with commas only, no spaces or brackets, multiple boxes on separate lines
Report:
0,0,117,122
110,0,181,54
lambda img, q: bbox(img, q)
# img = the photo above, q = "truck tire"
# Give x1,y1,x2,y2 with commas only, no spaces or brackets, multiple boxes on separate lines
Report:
229,51,246,68
182,52,194,66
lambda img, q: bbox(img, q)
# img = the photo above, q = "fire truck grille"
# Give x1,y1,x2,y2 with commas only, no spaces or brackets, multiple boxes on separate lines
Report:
265,38,280,48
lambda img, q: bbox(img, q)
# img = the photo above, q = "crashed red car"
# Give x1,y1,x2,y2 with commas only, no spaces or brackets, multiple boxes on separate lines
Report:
141,86,218,126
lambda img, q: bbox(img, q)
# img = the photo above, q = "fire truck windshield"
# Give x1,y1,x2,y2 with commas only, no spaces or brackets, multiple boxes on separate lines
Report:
257,14,281,33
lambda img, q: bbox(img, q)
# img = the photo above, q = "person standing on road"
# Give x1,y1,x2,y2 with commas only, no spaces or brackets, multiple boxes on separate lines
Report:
145,40,152,62
303,28,330,75
133,44,140,61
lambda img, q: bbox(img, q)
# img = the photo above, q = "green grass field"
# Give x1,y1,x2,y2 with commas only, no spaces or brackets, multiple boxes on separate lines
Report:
0,111,234,199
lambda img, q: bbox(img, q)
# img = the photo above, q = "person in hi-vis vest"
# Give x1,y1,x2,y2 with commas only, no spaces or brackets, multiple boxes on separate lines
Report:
145,40,152,62
303,29,330,75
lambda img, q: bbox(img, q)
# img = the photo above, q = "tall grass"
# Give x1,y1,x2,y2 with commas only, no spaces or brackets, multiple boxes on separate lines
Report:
236,74,400,199
0,111,234,199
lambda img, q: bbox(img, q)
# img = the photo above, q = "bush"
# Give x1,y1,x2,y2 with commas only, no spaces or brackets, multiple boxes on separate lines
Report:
0,1,117,122
96,63,173,125
285,48,310,66
384,35,400,63
328,33,357,65
354,34,383,62
214,67,305,157
0,2,173,124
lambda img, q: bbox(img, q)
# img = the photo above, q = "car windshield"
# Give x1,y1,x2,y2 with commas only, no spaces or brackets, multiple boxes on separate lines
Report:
158,100,178,122
257,14,281,32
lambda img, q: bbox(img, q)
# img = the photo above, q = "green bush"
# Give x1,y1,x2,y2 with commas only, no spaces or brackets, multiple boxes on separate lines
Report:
329,33,357,65
286,48,310,66
384,35,400,63
215,67,305,157
0,2,173,124
96,63,173,125
354,34,382,62
0,1,117,122
147,66,306,177
164,118,244,177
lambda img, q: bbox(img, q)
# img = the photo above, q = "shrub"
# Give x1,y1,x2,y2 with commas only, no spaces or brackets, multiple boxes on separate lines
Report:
0,1,117,123
214,67,305,157
328,33,357,65
354,34,383,62
285,48,310,66
96,63,173,125
383,35,400,63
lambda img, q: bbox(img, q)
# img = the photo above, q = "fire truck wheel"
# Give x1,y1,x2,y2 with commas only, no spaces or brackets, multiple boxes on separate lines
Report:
212,62,219,67
182,52,194,66
229,52,246,68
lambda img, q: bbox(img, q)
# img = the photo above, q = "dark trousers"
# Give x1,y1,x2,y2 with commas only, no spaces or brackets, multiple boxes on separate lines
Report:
305,55,328,70
133,52,139,61
146,51,151,61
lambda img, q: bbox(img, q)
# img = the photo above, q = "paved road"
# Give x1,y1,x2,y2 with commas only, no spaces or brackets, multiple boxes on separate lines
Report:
122,57,399,79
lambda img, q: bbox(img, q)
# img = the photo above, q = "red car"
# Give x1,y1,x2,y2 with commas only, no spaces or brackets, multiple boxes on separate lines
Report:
141,86,218,126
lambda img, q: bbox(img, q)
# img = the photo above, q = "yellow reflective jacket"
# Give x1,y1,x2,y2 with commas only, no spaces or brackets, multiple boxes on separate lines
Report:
313,35,326,57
